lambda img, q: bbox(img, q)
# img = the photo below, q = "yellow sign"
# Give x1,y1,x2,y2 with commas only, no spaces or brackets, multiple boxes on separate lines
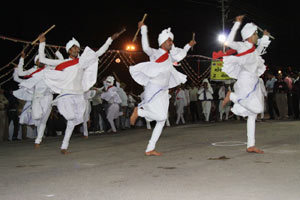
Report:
210,60,231,80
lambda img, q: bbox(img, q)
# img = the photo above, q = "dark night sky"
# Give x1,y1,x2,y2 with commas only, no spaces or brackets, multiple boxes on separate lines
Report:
0,0,299,91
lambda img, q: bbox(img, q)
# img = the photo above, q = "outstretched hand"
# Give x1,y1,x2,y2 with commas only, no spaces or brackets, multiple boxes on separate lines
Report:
189,40,196,47
39,34,46,43
138,21,144,29
235,15,245,22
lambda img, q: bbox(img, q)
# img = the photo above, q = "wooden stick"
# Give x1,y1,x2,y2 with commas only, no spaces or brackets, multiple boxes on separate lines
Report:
256,26,275,40
118,27,127,36
113,72,121,83
132,13,147,42
191,32,195,51
31,24,56,45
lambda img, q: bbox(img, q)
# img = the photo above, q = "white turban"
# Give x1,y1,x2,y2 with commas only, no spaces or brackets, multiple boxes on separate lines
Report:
105,76,115,86
241,23,257,41
158,27,174,46
66,37,80,53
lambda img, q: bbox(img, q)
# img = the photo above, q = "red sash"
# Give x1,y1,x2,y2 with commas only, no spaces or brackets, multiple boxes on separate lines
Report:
106,85,113,91
212,45,256,60
235,45,256,57
155,52,169,63
24,67,45,78
55,58,79,71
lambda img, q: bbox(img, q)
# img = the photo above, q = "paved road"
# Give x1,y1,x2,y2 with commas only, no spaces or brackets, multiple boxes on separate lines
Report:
0,120,299,200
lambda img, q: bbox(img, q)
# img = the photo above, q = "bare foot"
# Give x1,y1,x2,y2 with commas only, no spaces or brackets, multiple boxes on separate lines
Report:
34,144,40,149
130,107,138,125
246,146,264,154
61,149,68,155
222,91,231,107
82,136,88,139
145,150,162,156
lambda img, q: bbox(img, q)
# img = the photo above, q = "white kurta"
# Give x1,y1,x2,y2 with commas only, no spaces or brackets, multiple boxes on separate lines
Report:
174,89,186,114
222,21,270,117
39,40,107,126
101,86,123,121
129,25,189,122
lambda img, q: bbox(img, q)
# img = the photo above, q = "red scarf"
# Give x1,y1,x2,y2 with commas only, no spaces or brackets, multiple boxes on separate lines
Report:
235,45,255,57
106,85,113,91
212,45,256,60
24,67,45,78
155,52,169,63
55,58,79,71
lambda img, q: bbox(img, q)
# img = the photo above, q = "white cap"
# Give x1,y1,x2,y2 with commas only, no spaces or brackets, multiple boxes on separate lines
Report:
158,28,174,46
105,76,115,86
241,23,257,41
65,37,80,53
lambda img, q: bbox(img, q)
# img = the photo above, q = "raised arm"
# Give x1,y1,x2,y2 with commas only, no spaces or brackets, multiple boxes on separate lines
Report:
139,22,155,57
225,15,245,50
17,51,36,76
39,35,64,66
256,30,271,55
95,37,113,57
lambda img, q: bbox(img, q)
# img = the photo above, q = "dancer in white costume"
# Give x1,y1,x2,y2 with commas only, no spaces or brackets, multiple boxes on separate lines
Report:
14,52,62,143
129,20,196,156
101,76,123,133
222,15,271,154
38,31,121,154
174,86,186,125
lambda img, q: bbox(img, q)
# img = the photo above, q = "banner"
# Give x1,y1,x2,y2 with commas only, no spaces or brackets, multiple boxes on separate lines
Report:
210,60,231,80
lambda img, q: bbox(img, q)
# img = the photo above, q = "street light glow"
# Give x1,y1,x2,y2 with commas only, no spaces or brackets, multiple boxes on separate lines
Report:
218,34,227,43
126,44,136,51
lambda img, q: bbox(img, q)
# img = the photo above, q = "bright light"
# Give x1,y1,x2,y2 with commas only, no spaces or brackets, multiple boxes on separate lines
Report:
218,34,227,43
126,44,136,51
278,70,282,74
115,58,121,63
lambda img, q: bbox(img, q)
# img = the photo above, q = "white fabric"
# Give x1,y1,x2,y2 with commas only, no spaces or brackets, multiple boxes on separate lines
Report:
174,89,186,114
39,43,98,94
241,23,257,41
223,21,270,117
145,120,165,152
66,37,80,53
101,86,123,132
54,94,87,126
132,25,188,152
247,115,257,148
202,101,211,121
158,27,174,46
198,87,213,100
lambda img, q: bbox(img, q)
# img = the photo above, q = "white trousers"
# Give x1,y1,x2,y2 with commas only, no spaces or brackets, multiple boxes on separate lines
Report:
61,121,75,150
202,101,211,121
219,100,230,120
247,115,257,148
176,113,185,124
145,120,166,152
34,97,53,144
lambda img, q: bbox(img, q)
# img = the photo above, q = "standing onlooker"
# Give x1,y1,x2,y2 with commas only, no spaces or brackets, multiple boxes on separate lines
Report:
284,73,293,118
0,88,9,141
184,85,190,122
116,82,128,130
266,73,279,119
189,84,200,122
198,79,213,122
274,73,288,119
292,72,300,119
4,89,19,140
